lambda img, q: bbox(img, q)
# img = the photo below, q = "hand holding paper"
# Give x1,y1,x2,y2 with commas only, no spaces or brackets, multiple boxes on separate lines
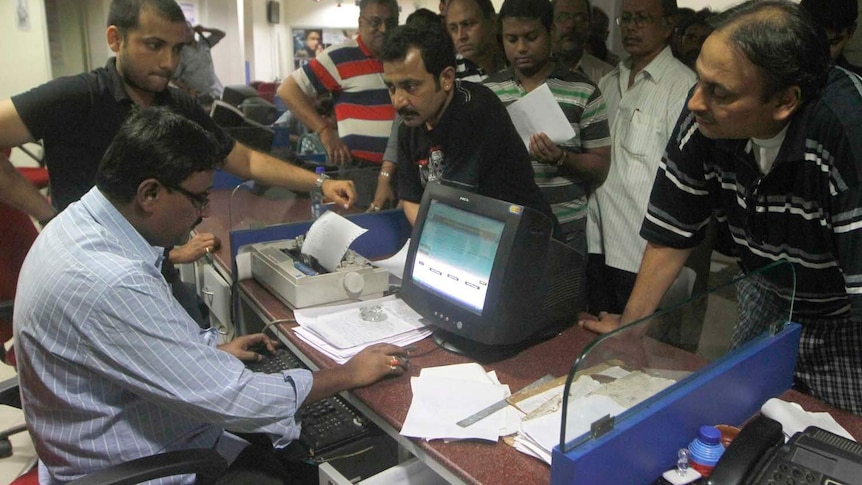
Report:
506,83,576,150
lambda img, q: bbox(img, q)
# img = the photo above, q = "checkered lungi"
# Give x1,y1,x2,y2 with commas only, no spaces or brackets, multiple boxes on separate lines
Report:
733,274,862,415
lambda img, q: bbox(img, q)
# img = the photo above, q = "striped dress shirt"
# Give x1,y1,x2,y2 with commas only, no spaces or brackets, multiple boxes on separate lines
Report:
293,35,394,163
588,46,696,273
14,188,311,484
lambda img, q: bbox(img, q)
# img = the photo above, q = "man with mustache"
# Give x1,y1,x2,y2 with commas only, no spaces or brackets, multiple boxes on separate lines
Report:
582,0,862,414
552,0,614,84
0,0,356,325
581,0,695,315
14,107,408,483
485,0,610,251
278,0,398,210
380,23,555,228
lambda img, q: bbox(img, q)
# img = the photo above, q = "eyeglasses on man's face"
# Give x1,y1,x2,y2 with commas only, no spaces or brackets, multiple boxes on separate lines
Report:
361,16,398,30
165,184,211,212
615,13,660,28
555,12,589,25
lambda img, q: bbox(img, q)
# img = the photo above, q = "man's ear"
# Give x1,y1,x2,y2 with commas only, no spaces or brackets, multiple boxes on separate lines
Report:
136,179,162,213
107,25,122,54
772,85,802,124
440,66,456,91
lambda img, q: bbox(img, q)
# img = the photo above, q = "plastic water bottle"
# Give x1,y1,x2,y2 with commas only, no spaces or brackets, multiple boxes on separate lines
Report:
311,166,325,220
688,425,725,477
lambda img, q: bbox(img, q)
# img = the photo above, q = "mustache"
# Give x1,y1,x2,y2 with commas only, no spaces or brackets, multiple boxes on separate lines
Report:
398,108,420,117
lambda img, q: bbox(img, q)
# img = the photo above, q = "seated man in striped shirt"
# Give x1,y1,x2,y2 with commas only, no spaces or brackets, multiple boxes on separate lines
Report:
278,0,398,209
14,107,408,484
582,0,862,414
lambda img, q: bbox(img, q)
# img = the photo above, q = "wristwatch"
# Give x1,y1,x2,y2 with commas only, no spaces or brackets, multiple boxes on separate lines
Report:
315,171,330,192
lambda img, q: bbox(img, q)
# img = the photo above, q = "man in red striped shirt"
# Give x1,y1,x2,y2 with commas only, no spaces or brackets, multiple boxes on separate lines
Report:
278,0,399,208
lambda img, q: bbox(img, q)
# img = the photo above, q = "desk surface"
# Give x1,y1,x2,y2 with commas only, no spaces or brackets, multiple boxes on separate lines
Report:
197,189,862,485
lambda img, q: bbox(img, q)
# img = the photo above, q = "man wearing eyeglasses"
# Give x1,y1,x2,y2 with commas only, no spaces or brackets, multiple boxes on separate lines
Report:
800,0,862,77
581,0,695,315
14,107,409,483
583,0,862,414
552,0,614,84
278,0,399,210
0,0,356,326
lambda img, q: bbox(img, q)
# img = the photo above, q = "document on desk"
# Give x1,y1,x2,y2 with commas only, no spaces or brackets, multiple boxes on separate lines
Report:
293,295,432,364
301,211,367,272
506,83,576,150
401,363,520,442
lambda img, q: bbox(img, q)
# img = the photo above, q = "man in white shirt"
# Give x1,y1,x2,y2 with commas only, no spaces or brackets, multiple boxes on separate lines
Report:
583,0,695,315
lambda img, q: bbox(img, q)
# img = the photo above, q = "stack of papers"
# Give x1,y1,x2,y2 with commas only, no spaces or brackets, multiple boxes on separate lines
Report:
513,368,676,464
293,295,432,364
401,363,523,442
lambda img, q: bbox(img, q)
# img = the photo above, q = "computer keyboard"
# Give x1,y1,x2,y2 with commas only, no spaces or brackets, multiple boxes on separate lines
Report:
246,348,372,455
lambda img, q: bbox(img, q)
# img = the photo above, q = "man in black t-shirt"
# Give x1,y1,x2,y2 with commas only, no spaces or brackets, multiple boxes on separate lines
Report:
0,0,356,254
380,23,555,227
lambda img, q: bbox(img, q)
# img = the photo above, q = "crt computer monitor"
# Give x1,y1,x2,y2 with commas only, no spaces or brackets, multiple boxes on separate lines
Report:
400,183,585,356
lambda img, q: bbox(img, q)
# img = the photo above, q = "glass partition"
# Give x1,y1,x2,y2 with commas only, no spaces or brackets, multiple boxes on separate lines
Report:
557,260,796,452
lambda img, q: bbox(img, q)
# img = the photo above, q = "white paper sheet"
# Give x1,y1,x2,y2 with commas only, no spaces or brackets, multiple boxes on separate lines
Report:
761,398,855,442
373,239,410,279
506,83,577,150
300,211,367,272
302,298,429,349
401,374,507,442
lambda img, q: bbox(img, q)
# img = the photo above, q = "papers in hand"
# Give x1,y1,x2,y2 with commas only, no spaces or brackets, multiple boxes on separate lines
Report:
506,83,576,150
400,363,522,442
293,295,432,364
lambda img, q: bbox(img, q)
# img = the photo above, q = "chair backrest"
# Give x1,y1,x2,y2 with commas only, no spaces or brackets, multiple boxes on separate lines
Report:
0,202,39,365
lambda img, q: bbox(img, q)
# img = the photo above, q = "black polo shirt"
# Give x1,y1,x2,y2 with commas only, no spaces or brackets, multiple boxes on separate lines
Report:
397,80,556,227
12,58,235,211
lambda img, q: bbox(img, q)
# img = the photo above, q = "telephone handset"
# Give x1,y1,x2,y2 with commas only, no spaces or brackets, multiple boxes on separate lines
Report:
708,415,862,485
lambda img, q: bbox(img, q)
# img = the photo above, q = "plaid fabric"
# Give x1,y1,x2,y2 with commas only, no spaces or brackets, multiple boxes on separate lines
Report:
735,274,862,414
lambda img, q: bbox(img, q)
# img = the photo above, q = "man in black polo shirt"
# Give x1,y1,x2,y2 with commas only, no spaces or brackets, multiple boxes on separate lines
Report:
380,23,555,229
580,0,862,414
0,0,356,258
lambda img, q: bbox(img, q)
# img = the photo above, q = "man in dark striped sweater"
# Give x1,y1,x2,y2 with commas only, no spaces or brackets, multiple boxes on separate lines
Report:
580,0,862,413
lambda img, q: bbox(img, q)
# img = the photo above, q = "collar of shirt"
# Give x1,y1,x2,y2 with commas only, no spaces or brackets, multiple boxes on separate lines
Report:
79,186,166,272
105,57,174,106
621,45,677,86
355,35,375,59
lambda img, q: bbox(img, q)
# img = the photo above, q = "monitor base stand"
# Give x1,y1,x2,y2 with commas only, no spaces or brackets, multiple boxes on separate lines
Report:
432,328,558,364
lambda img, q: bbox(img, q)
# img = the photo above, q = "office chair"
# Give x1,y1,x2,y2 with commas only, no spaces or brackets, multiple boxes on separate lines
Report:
0,202,228,485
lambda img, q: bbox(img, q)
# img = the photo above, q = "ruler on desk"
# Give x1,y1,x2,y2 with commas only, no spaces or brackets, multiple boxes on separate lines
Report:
457,374,556,428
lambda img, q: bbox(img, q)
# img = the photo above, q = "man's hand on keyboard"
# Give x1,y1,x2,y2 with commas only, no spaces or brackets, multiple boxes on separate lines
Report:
218,333,279,362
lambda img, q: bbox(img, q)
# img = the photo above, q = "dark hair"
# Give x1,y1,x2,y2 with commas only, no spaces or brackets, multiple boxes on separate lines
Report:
498,0,554,32
96,107,224,202
800,0,858,32
712,0,830,103
406,8,443,27
446,0,496,20
551,0,592,22
380,24,456,82
359,0,400,15
107,0,185,33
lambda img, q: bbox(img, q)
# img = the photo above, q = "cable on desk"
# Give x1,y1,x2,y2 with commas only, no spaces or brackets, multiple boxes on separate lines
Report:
311,445,375,464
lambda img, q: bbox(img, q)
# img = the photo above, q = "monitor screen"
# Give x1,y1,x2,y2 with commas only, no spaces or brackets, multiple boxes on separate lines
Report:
411,200,506,314
400,183,584,355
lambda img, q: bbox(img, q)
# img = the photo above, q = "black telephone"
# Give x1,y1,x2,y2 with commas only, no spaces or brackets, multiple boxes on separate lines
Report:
708,415,862,485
